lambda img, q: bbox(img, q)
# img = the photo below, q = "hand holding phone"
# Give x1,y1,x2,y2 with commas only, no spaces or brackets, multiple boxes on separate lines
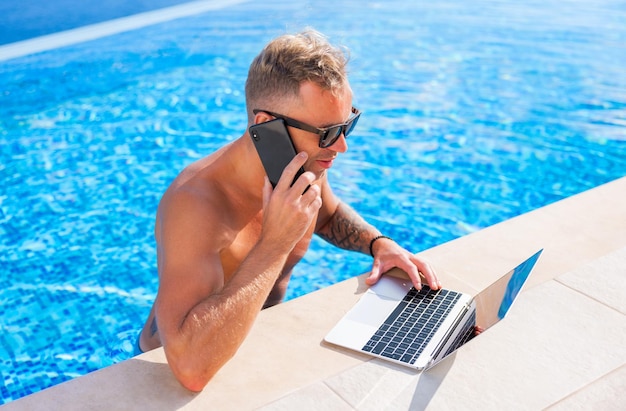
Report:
249,118,305,188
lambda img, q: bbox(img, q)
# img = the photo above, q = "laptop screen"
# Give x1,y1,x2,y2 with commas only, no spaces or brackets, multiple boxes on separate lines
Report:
474,249,543,331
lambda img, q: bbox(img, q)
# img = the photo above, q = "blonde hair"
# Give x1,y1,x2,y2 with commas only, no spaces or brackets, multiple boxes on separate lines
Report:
245,29,350,121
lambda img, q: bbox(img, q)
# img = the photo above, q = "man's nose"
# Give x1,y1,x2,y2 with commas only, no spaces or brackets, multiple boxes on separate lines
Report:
327,133,348,153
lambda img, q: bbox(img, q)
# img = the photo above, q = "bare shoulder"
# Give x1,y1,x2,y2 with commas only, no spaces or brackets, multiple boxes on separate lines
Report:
162,175,228,237
155,154,239,255
153,138,260,278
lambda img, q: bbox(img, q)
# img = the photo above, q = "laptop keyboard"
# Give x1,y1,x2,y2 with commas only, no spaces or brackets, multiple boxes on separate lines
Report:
362,285,461,365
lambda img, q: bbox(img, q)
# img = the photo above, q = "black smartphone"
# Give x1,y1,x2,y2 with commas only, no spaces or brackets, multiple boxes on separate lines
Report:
249,118,305,188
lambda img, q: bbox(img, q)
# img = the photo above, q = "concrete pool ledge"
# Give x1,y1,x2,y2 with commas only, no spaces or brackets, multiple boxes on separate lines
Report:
0,0,251,62
4,177,626,410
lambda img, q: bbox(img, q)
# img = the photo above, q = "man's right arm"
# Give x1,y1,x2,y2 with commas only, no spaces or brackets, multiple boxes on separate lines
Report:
155,219,291,391
154,153,321,392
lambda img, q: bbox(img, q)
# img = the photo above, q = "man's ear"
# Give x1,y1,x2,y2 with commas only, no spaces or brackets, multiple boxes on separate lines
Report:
253,111,274,125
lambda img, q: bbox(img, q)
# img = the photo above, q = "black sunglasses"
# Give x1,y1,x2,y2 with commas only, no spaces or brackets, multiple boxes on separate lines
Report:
253,107,361,148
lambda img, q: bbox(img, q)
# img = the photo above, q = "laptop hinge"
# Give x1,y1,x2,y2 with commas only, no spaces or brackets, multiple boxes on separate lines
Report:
428,299,474,365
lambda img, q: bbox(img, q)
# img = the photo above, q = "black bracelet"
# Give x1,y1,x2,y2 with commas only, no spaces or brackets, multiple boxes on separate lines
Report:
369,235,392,257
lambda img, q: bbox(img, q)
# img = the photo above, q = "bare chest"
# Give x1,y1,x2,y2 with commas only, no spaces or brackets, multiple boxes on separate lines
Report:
220,214,315,284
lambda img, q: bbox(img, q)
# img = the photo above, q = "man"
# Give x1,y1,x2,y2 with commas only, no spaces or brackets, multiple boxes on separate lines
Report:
136,29,440,391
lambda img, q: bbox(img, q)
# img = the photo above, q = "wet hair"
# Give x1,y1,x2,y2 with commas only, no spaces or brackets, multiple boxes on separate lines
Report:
245,29,350,121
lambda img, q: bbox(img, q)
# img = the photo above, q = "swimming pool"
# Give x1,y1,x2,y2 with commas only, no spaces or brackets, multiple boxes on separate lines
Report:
1,0,625,404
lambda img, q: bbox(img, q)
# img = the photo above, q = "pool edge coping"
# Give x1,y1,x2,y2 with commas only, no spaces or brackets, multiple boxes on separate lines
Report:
0,0,251,62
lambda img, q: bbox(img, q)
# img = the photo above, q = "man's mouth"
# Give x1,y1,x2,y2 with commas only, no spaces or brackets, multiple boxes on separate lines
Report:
317,157,336,169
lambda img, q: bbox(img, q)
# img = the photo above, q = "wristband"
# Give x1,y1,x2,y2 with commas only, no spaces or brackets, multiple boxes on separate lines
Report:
369,235,392,257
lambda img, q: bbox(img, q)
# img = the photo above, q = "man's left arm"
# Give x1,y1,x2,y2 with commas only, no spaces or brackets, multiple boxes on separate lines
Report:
315,199,440,290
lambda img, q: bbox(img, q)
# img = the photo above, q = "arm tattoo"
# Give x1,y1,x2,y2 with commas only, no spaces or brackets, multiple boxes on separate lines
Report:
317,202,378,255
150,317,158,337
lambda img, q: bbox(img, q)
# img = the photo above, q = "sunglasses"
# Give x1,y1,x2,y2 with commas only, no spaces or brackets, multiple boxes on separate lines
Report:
253,107,361,148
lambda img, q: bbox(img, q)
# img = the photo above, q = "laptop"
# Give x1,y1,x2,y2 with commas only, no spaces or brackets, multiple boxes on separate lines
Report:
324,249,543,370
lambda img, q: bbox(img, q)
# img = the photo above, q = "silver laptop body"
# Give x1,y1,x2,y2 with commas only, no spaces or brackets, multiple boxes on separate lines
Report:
324,249,543,370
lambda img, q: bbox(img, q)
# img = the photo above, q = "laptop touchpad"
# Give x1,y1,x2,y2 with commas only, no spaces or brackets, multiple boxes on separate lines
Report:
344,276,412,327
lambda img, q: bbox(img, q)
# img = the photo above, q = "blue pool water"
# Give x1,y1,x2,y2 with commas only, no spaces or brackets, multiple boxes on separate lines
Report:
1,0,626,404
